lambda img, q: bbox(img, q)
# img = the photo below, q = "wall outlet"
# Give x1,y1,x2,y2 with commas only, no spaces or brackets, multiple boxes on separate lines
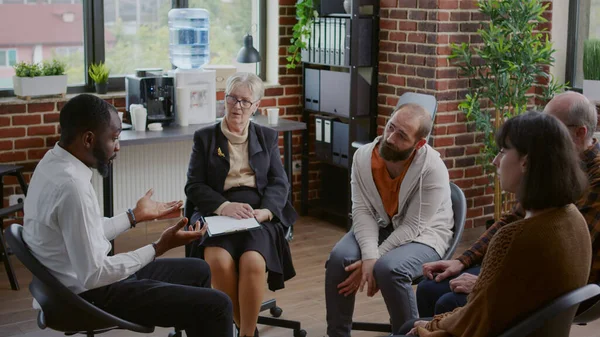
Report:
293,160,301,173
9,194,25,206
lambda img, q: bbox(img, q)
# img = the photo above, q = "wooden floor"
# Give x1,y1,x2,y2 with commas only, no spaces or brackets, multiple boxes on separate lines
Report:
1,216,599,337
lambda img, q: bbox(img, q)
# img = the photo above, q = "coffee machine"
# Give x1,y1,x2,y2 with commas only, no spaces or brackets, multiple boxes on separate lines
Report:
126,69,175,125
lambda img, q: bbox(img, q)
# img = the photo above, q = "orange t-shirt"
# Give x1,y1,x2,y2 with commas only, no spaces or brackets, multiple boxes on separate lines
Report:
371,144,415,218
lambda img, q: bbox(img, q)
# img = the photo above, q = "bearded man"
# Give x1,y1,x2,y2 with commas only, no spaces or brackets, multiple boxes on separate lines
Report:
324,103,454,337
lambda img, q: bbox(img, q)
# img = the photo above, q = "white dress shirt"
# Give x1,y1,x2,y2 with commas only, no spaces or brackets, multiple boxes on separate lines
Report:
23,144,155,295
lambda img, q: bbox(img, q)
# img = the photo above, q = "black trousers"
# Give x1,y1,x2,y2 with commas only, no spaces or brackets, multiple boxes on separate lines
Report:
80,258,233,337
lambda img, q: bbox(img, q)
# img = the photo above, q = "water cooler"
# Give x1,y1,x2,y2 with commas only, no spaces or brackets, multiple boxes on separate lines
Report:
168,8,217,125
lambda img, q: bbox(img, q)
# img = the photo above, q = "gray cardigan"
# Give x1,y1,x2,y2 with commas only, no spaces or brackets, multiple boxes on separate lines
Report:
352,137,454,260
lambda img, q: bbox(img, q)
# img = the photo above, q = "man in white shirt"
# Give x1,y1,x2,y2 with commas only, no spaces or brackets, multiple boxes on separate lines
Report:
23,94,233,337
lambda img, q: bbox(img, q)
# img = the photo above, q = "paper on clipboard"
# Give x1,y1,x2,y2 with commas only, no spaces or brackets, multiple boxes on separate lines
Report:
206,216,261,237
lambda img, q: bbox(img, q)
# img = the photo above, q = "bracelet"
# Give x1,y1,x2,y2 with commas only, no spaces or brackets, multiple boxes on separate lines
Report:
127,208,137,228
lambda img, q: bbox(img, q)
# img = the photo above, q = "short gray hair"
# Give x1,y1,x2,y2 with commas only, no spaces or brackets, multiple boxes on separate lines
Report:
225,72,265,102
564,99,598,140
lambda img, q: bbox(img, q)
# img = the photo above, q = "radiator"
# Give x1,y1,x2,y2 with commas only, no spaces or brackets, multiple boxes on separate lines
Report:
91,140,194,216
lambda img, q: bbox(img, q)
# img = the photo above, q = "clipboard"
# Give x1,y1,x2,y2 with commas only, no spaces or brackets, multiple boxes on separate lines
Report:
205,216,261,237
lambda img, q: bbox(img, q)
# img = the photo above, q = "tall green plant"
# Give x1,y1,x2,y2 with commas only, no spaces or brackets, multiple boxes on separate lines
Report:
287,0,317,69
449,0,566,219
584,39,600,81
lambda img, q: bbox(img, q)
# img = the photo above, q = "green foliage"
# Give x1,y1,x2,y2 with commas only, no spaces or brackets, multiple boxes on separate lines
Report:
584,39,600,81
41,59,66,76
14,60,66,77
449,0,566,173
13,62,42,77
88,62,110,84
287,0,318,69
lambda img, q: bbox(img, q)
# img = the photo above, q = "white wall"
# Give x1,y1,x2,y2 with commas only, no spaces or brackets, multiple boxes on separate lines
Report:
551,0,570,86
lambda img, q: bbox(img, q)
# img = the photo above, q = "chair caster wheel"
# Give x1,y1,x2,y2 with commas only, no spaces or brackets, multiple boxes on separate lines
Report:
270,306,283,317
294,329,307,337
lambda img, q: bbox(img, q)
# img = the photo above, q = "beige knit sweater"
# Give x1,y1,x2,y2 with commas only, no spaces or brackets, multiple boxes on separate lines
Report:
418,204,591,337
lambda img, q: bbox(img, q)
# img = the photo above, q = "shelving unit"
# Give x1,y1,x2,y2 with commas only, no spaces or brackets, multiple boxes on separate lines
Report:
300,0,380,229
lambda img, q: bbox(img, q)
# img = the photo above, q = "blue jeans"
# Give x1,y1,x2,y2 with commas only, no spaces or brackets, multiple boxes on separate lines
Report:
416,266,481,317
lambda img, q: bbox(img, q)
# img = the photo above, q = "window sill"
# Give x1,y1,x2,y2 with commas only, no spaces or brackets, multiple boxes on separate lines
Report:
0,91,126,106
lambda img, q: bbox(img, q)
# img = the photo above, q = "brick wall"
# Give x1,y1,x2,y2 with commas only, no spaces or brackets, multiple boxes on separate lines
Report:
377,0,553,228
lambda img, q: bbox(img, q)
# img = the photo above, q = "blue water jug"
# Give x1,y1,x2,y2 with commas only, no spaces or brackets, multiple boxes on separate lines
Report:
168,8,210,69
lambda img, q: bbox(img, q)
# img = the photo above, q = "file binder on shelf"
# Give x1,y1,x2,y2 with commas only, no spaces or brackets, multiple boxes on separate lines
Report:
315,115,336,162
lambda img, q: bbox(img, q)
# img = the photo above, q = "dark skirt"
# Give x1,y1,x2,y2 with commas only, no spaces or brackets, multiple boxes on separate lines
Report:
189,187,296,291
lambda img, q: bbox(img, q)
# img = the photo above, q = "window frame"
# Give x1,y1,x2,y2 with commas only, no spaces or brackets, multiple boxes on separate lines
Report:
0,0,267,97
565,0,581,91
0,48,17,67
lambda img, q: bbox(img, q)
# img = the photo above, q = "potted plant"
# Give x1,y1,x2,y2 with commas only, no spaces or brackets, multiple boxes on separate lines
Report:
88,62,110,94
583,39,600,102
12,60,68,99
287,0,317,69
449,0,566,221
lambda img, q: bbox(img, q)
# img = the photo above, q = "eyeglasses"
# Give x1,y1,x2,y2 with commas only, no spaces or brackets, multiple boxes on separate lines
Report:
225,95,258,109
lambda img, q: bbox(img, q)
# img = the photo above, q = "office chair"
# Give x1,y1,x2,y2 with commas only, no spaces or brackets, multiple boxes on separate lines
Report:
0,164,29,290
498,284,600,337
351,182,467,334
183,199,307,337
572,291,600,325
5,224,184,337
351,91,438,150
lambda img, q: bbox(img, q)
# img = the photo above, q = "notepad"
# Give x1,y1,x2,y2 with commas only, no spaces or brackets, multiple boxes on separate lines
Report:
205,216,261,237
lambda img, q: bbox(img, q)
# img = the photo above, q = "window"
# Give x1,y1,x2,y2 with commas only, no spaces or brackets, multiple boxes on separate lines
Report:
0,2,85,89
567,0,600,88
0,0,267,95
105,0,263,78
0,49,17,67
188,0,262,73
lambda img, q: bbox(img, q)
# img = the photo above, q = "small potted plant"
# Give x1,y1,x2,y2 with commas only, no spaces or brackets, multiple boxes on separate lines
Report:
12,60,68,98
583,39,600,102
88,62,110,94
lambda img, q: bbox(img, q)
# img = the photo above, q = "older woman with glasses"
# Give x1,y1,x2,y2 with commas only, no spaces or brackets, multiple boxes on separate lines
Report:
184,72,297,337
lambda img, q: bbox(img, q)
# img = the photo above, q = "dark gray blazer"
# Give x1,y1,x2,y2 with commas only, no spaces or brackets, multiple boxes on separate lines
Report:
184,121,298,227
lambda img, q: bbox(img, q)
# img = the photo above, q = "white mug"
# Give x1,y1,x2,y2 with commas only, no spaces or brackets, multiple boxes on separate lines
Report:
267,108,279,125
133,107,147,132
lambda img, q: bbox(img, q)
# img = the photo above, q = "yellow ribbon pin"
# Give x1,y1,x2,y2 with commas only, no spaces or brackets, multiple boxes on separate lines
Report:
217,147,225,158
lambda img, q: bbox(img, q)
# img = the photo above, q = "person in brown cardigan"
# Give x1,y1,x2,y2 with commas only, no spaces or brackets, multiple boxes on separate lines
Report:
404,111,592,336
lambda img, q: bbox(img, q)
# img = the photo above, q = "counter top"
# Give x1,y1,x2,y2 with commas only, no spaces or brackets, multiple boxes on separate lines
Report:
119,115,306,146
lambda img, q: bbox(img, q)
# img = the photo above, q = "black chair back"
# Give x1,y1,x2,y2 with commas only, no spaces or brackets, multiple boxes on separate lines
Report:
5,224,154,334
499,284,600,337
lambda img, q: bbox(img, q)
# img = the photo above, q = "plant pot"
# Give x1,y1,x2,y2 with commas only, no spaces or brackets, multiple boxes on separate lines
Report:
95,82,108,94
12,75,67,98
583,80,600,103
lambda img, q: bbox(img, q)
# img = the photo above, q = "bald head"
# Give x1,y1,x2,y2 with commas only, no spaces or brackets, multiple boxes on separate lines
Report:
544,91,597,140
391,103,433,140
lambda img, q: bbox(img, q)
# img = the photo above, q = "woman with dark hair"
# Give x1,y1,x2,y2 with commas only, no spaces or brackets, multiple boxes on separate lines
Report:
404,111,592,337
